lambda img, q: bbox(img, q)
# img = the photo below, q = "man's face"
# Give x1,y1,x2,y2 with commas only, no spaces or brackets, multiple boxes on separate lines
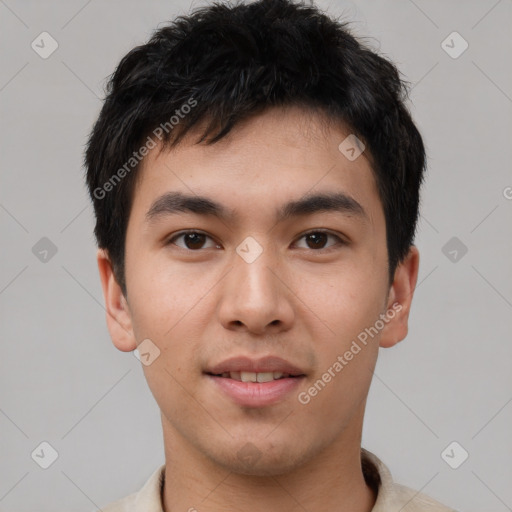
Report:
101,106,414,476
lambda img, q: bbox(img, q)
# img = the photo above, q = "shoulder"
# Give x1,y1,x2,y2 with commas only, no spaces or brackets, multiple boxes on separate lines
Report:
361,449,457,512
390,482,457,512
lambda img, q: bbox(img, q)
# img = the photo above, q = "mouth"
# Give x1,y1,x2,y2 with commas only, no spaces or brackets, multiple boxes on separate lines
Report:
205,371,305,382
203,355,307,407
204,371,306,408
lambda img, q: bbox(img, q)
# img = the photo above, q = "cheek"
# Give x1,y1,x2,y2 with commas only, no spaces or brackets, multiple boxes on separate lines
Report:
126,256,192,338
126,259,208,373
300,308,379,420
296,268,385,399
299,267,385,336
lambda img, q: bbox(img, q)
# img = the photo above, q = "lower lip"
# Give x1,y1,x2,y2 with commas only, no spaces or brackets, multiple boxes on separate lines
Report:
206,374,305,407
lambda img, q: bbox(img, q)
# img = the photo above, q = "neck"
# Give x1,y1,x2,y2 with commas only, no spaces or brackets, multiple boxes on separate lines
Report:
160,411,377,512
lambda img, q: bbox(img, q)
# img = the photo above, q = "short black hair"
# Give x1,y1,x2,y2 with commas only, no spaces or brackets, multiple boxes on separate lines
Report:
85,0,426,298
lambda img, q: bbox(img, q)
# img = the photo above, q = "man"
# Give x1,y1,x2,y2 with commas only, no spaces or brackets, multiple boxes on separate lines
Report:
84,0,455,510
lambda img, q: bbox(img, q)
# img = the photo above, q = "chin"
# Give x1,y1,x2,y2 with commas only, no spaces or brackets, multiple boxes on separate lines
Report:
211,441,307,477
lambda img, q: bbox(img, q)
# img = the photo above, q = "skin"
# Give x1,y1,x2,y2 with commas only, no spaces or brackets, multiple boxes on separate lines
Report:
97,105,419,512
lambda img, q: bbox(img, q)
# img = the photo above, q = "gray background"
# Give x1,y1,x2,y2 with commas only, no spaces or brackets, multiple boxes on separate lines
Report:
1,0,511,510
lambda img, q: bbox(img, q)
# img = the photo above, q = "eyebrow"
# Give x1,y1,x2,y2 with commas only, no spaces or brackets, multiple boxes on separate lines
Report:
145,191,368,225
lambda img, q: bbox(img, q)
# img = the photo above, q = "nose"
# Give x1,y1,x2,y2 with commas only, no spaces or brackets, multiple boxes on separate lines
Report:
217,244,295,335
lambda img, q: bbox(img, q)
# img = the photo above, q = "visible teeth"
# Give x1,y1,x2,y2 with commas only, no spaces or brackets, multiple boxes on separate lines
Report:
213,371,294,381
241,371,257,382
233,371,287,382
256,372,274,383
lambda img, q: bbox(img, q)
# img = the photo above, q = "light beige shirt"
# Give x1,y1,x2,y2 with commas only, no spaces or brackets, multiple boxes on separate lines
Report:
100,448,456,511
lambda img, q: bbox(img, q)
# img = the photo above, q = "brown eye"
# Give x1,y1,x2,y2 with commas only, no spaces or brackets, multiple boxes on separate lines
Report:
295,230,345,250
305,232,328,249
167,231,218,250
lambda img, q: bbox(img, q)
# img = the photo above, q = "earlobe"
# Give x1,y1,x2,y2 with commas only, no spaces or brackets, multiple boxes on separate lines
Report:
379,246,420,349
96,248,137,352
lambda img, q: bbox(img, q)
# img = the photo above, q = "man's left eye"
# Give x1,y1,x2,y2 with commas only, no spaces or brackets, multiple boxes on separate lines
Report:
294,231,345,250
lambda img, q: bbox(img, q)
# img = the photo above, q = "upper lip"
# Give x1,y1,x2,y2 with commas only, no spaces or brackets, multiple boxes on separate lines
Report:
205,356,306,376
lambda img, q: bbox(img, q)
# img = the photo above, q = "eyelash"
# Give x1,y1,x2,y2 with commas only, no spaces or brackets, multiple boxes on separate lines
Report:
166,229,347,252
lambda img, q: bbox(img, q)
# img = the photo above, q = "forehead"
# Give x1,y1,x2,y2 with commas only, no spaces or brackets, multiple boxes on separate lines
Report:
130,106,382,228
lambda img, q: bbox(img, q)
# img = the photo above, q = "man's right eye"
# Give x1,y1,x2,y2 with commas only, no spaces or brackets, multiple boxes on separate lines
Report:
166,230,220,250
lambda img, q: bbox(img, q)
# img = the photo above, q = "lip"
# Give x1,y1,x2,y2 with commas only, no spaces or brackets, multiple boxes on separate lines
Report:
205,355,306,376
206,374,305,407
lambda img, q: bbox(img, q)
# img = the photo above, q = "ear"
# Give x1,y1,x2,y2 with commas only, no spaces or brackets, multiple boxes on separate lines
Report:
379,245,420,349
96,248,137,352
